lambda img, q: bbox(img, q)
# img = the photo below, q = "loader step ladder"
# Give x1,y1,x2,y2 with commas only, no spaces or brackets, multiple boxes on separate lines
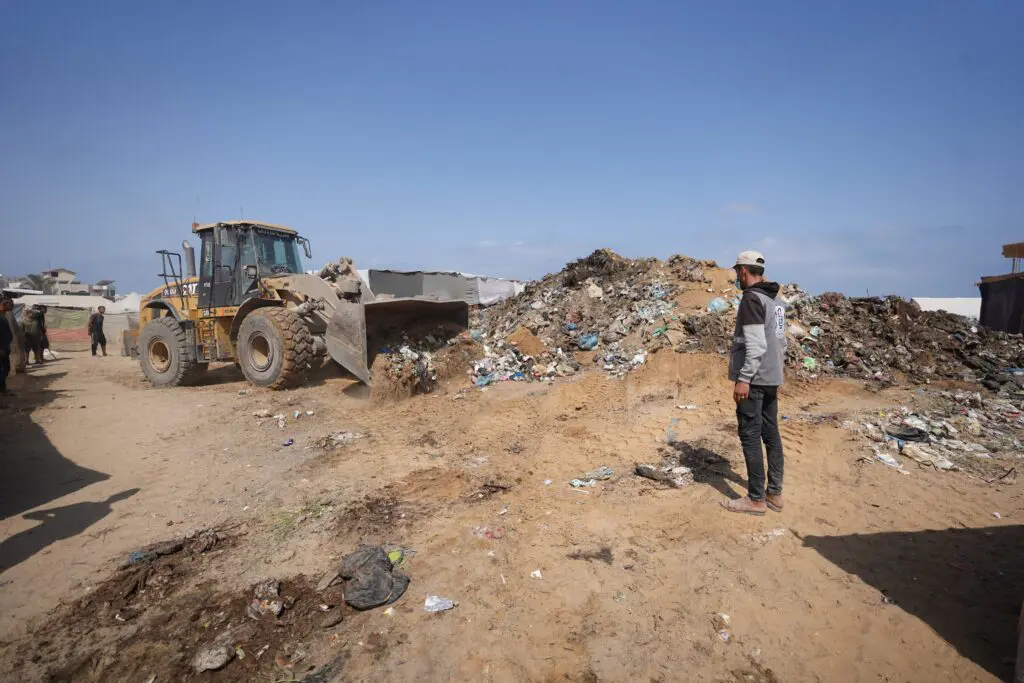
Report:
157,250,186,309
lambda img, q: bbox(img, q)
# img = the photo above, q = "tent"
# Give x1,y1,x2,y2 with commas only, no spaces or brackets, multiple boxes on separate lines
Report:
363,269,526,306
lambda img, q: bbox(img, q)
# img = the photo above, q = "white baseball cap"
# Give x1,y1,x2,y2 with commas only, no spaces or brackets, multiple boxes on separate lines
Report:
734,250,766,268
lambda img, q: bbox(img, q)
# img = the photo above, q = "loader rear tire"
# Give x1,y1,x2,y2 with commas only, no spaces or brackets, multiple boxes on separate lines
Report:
138,317,207,387
237,307,313,389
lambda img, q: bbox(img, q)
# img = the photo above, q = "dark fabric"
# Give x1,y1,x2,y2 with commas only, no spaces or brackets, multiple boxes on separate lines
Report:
91,332,107,355
338,546,410,610
25,334,43,363
979,278,1024,334
0,350,9,393
736,281,781,326
736,384,785,501
88,313,105,335
0,316,11,350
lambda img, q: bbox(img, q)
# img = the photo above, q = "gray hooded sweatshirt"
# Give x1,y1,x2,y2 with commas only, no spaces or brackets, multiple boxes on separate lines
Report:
728,281,787,386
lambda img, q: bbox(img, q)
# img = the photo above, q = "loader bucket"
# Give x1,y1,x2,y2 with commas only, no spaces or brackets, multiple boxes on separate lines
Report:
325,298,470,385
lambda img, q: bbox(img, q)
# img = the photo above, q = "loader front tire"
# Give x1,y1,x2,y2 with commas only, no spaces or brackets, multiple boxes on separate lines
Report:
139,317,207,387
237,307,313,389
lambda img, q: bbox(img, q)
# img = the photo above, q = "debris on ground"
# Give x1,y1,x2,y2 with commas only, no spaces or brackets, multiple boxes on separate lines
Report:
752,528,786,545
569,465,613,488
373,324,477,397
315,431,366,451
634,463,693,488
192,644,235,673
338,545,411,610
424,595,458,613
530,569,543,579
246,579,285,619
850,388,1024,476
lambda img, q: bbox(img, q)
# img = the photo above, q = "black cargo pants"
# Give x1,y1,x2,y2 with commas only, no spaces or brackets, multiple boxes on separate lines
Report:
736,384,784,501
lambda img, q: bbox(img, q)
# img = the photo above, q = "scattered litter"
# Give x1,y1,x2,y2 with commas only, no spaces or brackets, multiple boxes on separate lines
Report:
387,549,404,565
338,546,411,611
293,410,302,419
472,526,505,540
993,512,1002,520
192,645,235,673
316,431,366,450
635,463,693,488
676,404,698,410
282,438,294,447
873,448,903,469
306,410,315,416
252,409,272,418
530,569,543,579
752,528,786,544
707,297,729,314
383,607,395,616
124,539,184,567
543,479,553,486
881,594,897,606
424,595,458,613
246,580,285,620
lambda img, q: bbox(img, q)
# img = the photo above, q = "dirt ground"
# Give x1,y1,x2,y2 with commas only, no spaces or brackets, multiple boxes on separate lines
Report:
1,350,1022,682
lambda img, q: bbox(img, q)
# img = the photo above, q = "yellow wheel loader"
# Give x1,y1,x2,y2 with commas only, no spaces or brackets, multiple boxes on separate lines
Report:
136,220,468,389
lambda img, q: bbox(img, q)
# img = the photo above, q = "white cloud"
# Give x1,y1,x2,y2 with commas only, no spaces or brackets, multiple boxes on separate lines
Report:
477,239,500,248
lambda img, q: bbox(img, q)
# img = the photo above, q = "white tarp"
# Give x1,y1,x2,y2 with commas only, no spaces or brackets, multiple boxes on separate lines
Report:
912,297,981,320
11,294,114,311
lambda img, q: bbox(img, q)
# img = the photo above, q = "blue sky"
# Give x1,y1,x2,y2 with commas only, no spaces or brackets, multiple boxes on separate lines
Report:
2,1,1021,296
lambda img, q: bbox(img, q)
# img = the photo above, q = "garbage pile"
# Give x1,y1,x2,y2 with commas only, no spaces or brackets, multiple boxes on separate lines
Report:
372,323,473,395
473,249,724,385
853,385,1024,477
784,293,1024,386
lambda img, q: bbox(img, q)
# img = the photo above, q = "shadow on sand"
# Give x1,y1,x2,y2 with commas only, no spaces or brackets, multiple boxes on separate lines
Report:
0,367,137,574
805,525,1024,681
0,489,140,572
0,371,110,520
668,440,748,500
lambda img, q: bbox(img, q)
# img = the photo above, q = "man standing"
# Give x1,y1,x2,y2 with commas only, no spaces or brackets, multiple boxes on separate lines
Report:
22,305,44,364
88,305,108,357
0,298,13,397
3,298,26,375
721,251,788,516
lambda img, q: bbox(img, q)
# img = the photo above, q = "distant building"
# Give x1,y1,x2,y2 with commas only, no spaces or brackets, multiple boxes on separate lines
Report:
41,269,116,298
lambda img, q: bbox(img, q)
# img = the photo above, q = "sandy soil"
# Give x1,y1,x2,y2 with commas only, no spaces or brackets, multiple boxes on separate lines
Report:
0,350,1021,682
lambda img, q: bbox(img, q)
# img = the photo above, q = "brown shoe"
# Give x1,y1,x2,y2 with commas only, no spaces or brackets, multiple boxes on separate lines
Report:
766,493,784,512
720,497,767,516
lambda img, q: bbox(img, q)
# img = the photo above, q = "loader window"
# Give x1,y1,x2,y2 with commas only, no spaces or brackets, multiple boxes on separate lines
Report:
253,229,303,275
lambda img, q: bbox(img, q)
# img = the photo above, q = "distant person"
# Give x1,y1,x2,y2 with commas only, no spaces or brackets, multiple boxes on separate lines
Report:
22,306,44,364
88,305,107,357
38,305,49,359
721,251,788,516
0,298,12,397
3,298,26,375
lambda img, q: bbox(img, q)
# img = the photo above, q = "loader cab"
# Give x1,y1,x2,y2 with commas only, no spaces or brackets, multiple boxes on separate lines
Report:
195,221,311,309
